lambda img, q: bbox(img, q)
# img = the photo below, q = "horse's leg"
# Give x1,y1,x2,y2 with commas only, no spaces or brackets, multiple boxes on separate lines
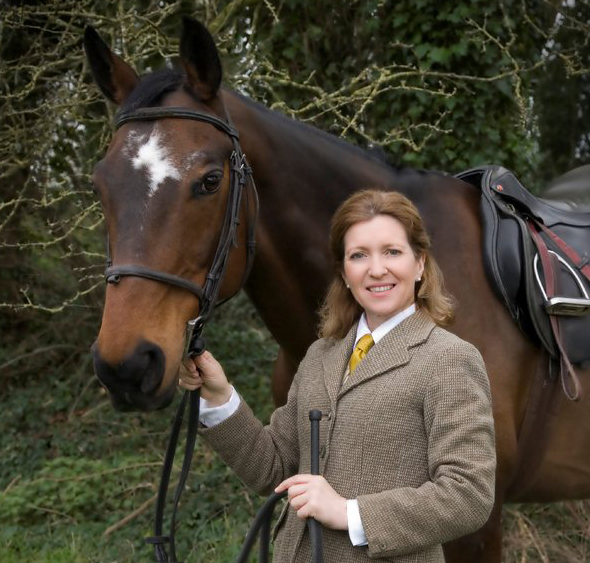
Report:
271,347,298,406
442,494,504,563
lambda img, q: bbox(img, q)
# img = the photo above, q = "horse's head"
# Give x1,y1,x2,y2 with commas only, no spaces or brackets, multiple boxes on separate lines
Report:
84,19,253,411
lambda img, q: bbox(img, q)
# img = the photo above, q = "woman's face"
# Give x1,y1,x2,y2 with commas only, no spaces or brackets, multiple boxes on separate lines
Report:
342,214,424,331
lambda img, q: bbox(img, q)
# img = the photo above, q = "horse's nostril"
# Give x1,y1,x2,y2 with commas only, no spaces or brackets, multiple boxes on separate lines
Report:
92,339,166,397
139,345,166,394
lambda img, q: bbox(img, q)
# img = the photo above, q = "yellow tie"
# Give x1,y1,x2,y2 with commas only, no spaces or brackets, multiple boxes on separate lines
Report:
348,334,374,373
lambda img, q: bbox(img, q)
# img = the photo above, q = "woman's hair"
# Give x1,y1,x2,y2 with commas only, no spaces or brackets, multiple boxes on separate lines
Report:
318,189,454,339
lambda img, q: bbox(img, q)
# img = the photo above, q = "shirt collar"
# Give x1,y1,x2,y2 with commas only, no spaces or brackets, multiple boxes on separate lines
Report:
354,303,417,347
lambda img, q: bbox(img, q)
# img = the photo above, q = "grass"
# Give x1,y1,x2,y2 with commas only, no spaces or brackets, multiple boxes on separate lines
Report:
1,292,588,562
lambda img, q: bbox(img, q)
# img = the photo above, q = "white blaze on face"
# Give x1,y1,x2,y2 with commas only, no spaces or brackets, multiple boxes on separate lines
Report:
130,127,180,196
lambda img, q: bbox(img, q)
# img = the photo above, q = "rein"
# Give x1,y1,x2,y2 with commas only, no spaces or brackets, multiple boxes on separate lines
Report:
103,104,259,563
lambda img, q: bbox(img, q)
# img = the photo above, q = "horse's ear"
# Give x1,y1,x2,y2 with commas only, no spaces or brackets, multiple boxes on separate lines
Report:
179,17,222,101
83,26,139,105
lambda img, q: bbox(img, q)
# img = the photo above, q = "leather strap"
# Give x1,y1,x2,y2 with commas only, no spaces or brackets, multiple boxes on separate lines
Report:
145,387,201,563
532,217,590,282
527,219,582,400
106,265,205,301
116,106,239,139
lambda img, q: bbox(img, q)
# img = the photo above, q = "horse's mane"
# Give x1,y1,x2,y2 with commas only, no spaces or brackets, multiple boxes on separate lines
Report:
123,68,432,177
122,68,184,111
231,91,410,172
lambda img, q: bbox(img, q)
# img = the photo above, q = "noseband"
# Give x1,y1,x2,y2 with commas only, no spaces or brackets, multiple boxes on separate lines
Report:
104,105,259,349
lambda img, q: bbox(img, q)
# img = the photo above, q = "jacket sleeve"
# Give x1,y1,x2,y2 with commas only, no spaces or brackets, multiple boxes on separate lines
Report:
198,342,322,495
357,342,496,558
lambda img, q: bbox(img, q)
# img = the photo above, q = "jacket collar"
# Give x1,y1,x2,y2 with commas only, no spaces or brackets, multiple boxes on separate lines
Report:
322,308,436,405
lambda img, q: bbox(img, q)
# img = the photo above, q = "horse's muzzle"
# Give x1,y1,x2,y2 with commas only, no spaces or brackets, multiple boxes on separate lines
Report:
91,339,174,411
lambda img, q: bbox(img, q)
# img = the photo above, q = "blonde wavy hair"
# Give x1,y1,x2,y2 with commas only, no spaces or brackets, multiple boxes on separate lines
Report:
318,189,454,339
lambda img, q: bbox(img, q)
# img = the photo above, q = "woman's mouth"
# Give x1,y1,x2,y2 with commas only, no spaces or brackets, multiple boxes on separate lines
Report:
368,284,394,293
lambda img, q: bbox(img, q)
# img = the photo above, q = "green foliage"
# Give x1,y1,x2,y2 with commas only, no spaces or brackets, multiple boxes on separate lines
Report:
533,0,590,182
225,0,559,184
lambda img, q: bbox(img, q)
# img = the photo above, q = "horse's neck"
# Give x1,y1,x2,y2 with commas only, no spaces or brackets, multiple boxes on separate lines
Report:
226,90,397,202
224,91,417,356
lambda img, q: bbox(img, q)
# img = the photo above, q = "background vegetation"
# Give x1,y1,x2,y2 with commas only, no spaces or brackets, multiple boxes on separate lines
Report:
1,0,589,561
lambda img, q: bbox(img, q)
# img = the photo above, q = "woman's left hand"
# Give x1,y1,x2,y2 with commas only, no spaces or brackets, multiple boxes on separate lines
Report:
275,474,348,530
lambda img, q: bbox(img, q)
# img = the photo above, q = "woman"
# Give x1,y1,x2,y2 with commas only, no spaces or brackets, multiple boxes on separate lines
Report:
180,189,496,563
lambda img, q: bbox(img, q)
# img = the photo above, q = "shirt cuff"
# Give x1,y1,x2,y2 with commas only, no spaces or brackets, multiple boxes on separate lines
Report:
346,499,368,546
199,386,240,428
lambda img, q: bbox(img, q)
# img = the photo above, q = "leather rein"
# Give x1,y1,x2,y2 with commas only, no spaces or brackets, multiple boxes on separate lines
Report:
104,104,259,563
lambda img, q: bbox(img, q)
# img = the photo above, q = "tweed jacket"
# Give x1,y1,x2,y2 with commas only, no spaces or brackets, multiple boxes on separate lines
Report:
200,309,496,563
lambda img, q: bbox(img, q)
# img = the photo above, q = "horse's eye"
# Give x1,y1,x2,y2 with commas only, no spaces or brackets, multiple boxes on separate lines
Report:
203,173,222,192
192,173,222,196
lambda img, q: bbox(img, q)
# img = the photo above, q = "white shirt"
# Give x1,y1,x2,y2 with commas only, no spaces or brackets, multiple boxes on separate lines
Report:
198,303,417,547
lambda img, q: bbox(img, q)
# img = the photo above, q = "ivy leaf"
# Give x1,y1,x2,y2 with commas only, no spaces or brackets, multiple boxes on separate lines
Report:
429,47,452,65
415,43,431,59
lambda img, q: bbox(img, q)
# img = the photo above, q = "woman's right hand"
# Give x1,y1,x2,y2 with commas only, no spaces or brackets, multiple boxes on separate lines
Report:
179,351,233,407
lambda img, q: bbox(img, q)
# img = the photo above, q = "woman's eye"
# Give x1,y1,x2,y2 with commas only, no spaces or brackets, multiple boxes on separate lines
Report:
386,248,401,256
349,252,364,260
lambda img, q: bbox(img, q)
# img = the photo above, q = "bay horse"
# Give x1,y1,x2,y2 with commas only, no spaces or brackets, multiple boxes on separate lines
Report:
83,18,590,563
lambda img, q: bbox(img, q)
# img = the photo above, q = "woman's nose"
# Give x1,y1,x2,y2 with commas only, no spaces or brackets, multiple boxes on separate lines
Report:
368,256,387,276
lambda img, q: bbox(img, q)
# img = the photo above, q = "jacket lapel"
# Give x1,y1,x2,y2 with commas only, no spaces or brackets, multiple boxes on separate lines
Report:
338,309,436,398
322,322,358,407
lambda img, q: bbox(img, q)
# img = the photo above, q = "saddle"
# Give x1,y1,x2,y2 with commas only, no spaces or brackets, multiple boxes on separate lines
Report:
456,165,590,400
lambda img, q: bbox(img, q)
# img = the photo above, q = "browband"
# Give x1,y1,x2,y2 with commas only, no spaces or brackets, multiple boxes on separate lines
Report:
116,106,239,139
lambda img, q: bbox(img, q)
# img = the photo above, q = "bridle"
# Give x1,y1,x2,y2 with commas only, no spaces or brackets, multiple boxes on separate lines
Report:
105,105,259,350
102,104,259,563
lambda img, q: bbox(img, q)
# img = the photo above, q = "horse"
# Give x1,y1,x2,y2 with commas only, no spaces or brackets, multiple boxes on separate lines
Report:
83,17,590,563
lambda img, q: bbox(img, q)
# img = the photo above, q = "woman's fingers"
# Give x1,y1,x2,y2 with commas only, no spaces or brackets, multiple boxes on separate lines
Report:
274,475,348,529
178,374,202,390
275,474,312,493
178,357,203,389
286,483,308,502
